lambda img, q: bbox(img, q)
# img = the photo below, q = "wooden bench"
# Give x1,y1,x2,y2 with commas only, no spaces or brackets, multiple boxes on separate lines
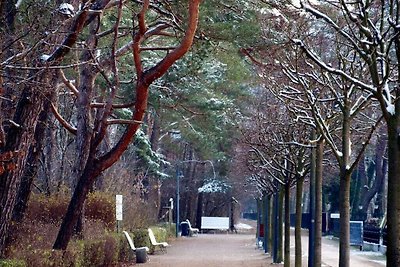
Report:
148,228,169,253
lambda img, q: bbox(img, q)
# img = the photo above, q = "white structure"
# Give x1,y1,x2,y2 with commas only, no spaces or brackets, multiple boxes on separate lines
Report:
201,216,229,230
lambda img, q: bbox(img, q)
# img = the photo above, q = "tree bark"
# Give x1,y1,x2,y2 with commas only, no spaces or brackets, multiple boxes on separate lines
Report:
295,176,304,267
53,158,100,249
284,183,290,267
277,188,284,263
386,119,400,266
308,132,316,267
12,96,54,221
338,170,351,267
0,82,46,256
339,101,352,267
267,195,273,254
314,138,324,267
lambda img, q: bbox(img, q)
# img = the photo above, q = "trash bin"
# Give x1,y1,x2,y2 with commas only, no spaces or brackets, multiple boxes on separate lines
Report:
136,247,148,263
180,221,189,236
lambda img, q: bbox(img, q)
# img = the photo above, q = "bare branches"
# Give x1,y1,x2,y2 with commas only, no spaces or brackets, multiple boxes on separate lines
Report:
50,103,77,135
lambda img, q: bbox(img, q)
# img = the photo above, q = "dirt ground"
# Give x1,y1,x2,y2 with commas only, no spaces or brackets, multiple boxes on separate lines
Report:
138,220,386,267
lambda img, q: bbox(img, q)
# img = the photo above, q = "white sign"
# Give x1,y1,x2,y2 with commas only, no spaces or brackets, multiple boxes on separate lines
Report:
201,216,229,230
330,213,340,219
116,195,123,221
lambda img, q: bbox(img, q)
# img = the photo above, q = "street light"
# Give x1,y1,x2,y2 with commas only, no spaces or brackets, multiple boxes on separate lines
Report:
176,168,183,237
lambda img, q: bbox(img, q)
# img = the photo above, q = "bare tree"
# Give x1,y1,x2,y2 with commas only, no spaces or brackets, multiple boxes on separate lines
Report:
294,2,400,265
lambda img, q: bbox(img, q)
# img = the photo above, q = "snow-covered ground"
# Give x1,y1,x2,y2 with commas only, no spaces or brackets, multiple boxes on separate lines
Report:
235,223,253,230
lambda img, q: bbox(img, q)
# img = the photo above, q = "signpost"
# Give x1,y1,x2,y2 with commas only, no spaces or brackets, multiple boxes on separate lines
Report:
116,195,123,232
169,198,174,226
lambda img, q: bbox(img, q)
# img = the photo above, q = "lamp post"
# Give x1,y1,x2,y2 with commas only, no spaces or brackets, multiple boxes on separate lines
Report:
176,168,182,237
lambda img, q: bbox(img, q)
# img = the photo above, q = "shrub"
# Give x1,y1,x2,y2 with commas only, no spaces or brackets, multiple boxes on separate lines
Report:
25,194,69,224
81,234,125,267
150,227,167,243
82,240,105,267
0,259,26,267
85,192,115,230
114,233,134,263
24,249,75,267
5,221,59,259
131,229,151,249
158,223,176,238
130,227,168,254
102,235,119,266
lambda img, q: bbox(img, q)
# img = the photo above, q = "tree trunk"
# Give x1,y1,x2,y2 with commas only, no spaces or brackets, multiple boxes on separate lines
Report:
53,159,100,249
12,96,54,221
386,119,400,266
338,169,352,267
267,195,272,253
314,139,324,267
277,188,284,263
196,193,203,229
149,109,162,217
308,131,316,267
273,192,279,263
284,183,290,267
0,86,46,255
295,176,304,267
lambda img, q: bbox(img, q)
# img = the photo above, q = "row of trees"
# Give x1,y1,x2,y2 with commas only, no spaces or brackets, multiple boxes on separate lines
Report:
238,1,398,267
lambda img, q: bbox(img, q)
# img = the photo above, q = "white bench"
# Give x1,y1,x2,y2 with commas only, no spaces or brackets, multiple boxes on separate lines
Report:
123,231,149,252
186,220,199,236
201,216,229,231
148,228,169,253
123,231,149,263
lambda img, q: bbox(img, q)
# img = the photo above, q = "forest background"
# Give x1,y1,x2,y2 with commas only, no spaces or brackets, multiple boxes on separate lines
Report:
0,1,397,267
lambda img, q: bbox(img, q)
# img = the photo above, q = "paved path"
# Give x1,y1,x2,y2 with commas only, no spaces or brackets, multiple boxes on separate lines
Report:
140,222,386,267
294,230,386,266
143,234,272,267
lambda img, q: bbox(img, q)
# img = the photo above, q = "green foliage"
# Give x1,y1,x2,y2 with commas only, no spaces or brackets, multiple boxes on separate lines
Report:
130,229,151,250
24,249,76,267
80,234,125,267
148,227,167,254
6,234,129,267
82,240,105,267
158,223,176,238
199,0,262,46
115,233,134,263
133,129,170,178
127,227,168,254
0,259,26,267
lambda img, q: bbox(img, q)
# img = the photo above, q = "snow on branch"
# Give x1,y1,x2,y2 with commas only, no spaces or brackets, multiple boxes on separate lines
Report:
293,39,376,92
